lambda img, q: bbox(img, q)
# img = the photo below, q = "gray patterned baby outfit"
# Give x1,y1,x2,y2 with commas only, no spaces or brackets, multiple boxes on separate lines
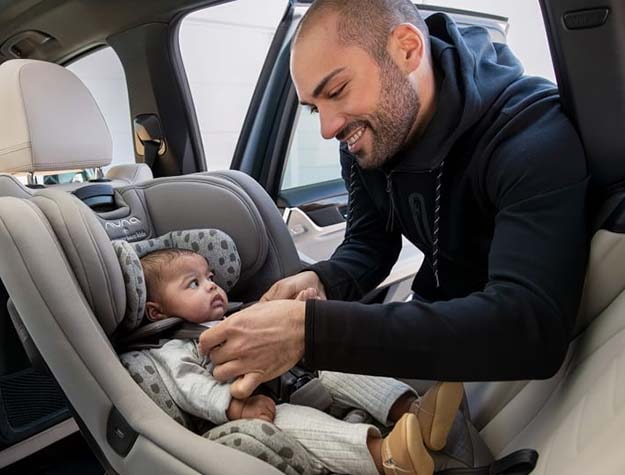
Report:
149,339,415,475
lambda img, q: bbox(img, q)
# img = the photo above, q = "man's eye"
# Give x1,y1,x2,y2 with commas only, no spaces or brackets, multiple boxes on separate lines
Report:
308,105,319,114
189,279,199,289
328,84,346,99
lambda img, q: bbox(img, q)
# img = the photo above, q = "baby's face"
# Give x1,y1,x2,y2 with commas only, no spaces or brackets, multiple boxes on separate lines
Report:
157,254,229,323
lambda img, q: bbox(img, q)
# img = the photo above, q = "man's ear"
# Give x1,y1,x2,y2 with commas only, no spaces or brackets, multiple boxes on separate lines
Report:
145,301,167,321
388,23,426,73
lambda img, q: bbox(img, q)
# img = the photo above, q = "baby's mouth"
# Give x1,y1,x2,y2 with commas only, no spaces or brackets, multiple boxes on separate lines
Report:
211,295,225,308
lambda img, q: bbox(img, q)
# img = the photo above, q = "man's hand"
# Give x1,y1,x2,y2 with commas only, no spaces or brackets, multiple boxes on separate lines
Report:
199,300,306,399
227,395,276,423
261,271,327,301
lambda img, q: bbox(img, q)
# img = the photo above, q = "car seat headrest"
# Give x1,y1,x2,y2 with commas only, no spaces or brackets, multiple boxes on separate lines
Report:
112,229,241,331
0,59,112,174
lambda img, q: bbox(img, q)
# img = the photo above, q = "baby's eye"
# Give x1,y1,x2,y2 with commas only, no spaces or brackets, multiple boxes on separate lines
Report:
189,279,199,289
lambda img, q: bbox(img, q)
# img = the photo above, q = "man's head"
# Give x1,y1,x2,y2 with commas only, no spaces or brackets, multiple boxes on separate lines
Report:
141,249,228,324
291,0,435,169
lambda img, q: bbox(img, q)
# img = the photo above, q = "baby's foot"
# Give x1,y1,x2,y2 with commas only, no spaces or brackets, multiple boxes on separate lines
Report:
295,287,319,301
381,413,433,475
410,382,464,451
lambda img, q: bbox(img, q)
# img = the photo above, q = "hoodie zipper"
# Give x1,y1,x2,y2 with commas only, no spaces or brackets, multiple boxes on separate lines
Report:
385,170,396,233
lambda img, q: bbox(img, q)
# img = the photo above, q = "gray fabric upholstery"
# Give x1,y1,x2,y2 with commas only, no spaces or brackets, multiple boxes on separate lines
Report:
32,190,126,336
106,163,153,185
106,172,301,302
113,229,241,331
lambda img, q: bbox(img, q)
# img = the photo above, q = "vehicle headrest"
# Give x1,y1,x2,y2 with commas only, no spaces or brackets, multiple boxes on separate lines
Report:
113,229,241,331
0,59,112,174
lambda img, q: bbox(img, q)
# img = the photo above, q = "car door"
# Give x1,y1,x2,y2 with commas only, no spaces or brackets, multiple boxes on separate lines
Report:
231,2,509,303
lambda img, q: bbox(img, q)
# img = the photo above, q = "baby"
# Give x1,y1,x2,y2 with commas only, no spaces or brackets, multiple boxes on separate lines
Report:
141,248,463,475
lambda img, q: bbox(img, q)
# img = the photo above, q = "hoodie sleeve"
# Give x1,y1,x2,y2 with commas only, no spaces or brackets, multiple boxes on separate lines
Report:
307,147,402,301
304,105,588,381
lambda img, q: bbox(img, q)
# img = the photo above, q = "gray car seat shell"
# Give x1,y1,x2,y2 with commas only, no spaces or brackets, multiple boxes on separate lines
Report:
0,171,301,474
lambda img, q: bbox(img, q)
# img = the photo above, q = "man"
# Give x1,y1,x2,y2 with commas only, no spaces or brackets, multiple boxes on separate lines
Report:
200,0,588,400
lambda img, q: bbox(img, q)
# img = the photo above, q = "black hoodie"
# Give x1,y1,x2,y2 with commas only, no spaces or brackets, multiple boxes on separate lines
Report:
304,14,588,381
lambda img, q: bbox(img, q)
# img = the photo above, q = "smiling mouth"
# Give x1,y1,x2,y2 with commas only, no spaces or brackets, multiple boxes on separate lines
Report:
345,126,366,151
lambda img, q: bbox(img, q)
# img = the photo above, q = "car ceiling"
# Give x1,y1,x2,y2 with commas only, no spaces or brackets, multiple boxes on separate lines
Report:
0,0,235,65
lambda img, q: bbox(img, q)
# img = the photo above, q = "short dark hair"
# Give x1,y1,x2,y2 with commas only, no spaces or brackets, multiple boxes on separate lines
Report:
140,248,200,301
293,0,430,63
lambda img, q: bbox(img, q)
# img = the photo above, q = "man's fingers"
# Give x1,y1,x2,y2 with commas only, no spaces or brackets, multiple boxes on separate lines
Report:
261,282,295,301
198,325,228,355
231,372,265,399
211,360,244,382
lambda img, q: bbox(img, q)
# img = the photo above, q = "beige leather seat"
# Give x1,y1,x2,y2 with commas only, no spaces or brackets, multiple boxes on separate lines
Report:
469,228,625,474
0,59,152,192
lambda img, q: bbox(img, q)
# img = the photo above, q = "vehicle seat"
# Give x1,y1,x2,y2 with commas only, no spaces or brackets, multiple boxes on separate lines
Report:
461,201,625,474
0,169,307,474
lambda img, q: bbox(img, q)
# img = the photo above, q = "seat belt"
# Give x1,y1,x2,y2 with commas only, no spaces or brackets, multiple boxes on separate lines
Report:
142,140,159,169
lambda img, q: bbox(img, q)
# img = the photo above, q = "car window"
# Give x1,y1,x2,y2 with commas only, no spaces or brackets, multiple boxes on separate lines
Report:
423,0,555,81
66,47,135,167
179,0,287,171
281,106,343,190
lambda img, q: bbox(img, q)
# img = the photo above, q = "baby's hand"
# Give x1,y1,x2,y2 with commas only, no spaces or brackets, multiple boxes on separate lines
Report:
240,395,276,423
295,287,320,301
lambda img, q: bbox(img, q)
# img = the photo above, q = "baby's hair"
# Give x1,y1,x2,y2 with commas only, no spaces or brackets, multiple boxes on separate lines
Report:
140,248,205,301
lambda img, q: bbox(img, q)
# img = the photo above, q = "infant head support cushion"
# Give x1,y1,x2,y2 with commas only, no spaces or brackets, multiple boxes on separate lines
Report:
112,229,241,331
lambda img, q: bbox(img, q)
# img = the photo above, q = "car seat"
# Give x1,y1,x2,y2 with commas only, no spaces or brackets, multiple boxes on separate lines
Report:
0,166,305,474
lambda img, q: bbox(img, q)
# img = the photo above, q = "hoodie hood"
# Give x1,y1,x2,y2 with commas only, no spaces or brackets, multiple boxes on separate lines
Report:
392,13,524,172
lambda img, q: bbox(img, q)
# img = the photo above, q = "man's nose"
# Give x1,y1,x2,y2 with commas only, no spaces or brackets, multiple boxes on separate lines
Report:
319,107,346,140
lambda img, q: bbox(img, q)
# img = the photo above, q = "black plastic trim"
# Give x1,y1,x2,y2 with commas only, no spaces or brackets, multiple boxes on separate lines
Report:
291,1,508,22
106,407,138,458
231,3,295,176
279,179,347,208
169,10,207,173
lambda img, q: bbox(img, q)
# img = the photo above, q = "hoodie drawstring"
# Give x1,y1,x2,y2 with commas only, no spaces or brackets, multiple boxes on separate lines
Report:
345,160,359,242
433,160,445,288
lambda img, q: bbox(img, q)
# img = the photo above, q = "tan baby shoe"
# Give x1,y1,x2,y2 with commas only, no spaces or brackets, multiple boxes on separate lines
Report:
381,413,434,475
410,382,464,451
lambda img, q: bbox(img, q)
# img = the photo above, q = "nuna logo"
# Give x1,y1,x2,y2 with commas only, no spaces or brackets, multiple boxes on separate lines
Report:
105,217,142,230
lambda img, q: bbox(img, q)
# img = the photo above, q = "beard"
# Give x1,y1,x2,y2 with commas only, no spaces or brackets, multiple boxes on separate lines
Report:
350,56,421,170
